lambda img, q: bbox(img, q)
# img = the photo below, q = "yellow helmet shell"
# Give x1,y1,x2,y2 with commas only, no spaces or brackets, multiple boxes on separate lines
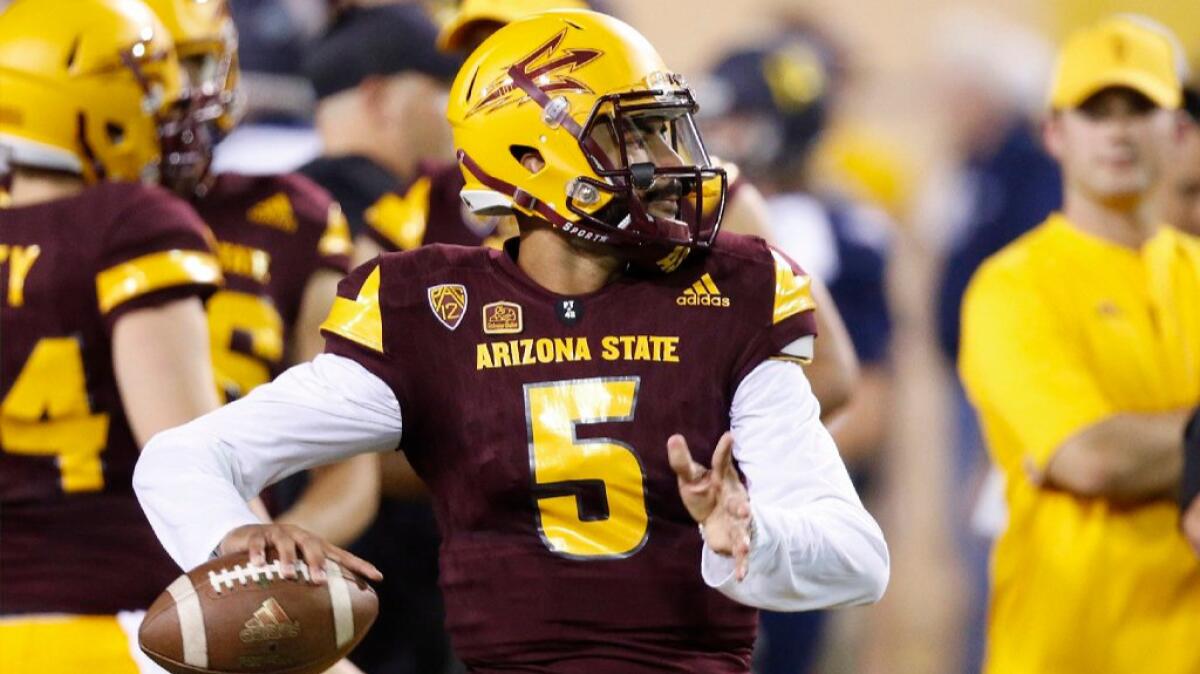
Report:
448,9,725,262
449,10,667,223
141,0,242,132
0,0,185,183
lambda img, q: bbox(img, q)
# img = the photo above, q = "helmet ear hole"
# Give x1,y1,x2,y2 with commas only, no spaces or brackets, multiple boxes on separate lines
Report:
510,145,545,173
105,122,126,146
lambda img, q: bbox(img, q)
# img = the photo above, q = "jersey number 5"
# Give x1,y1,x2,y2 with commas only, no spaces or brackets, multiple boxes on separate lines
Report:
524,377,648,560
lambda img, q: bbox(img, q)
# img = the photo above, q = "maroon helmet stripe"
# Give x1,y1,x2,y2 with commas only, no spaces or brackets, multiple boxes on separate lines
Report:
506,64,618,174
458,150,571,228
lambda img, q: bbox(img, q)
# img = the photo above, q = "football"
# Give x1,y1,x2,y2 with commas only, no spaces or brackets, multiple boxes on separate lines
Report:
139,551,378,674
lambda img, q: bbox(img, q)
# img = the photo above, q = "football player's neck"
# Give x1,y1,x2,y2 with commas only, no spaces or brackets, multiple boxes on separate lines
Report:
515,223,624,296
1062,181,1158,249
7,168,85,207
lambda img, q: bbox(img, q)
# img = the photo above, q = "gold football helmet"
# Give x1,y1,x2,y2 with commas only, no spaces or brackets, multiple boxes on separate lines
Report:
447,9,726,270
438,0,589,53
141,0,241,133
0,0,191,184
141,0,240,193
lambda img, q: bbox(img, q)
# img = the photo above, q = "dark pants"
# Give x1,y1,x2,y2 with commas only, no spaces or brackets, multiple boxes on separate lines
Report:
347,498,460,674
754,610,826,674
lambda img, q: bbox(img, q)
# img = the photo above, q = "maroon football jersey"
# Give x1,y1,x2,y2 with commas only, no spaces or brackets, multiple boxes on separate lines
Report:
363,161,518,253
0,182,220,614
196,172,351,401
321,232,816,673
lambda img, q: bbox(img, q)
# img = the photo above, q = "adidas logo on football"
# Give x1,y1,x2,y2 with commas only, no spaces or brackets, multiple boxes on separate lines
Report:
676,273,730,307
238,597,301,643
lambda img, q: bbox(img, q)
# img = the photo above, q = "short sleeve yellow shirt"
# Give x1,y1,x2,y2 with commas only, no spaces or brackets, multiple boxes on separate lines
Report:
960,214,1200,674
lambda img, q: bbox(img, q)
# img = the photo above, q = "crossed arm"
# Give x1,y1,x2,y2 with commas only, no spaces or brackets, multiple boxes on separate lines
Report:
1041,411,1190,503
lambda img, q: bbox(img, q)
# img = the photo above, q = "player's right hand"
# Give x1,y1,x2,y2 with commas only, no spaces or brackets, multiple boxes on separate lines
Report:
219,523,383,584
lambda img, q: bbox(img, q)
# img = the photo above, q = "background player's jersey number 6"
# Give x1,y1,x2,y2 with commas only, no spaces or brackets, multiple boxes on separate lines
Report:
524,377,649,560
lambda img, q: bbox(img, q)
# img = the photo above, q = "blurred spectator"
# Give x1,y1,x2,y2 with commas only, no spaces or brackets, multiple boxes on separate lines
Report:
960,18,1200,674
228,0,326,121
1159,87,1200,236
915,13,1058,673
296,6,462,674
298,2,460,248
211,0,328,174
930,8,1059,363
703,27,893,674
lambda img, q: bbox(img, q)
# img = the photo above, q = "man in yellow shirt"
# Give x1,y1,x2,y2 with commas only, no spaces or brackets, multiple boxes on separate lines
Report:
960,17,1200,674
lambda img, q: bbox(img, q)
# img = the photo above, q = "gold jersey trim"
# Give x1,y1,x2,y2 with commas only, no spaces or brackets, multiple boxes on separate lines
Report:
366,177,431,251
95,250,221,314
320,266,384,353
770,249,815,325
769,353,812,366
247,193,298,233
318,203,353,258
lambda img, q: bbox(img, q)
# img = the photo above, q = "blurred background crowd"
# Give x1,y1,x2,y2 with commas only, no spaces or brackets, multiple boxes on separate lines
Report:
6,0,1199,672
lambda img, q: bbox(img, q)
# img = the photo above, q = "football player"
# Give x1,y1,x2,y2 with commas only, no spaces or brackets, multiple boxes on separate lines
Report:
367,0,861,416
141,0,379,550
0,1,221,672
135,11,889,673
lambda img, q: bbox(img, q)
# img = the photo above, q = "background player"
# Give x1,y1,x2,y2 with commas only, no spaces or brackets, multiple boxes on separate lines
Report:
702,28,894,673
0,1,221,671
960,17,1200,674
135,10,887,673
142,0,378,552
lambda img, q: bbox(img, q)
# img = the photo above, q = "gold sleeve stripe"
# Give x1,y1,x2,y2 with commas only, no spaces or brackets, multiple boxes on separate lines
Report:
771,249,816,325
769,354,812,366
96,250,221,314
320,266,384,353
318,203,353,258
365,177,431,251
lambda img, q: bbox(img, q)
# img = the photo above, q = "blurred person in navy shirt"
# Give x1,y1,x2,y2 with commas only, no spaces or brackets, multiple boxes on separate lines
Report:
1159,87,1200,236
702,25,892,674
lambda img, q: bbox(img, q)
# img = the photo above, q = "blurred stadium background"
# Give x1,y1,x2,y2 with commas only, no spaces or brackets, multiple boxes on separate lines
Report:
5,0,1197,672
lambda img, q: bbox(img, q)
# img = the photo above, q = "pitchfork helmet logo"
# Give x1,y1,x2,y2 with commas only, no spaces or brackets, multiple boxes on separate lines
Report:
466,29,602,118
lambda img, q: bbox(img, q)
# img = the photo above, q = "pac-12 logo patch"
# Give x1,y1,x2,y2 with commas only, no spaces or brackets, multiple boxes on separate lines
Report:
483,301,523,335
428,284,468,330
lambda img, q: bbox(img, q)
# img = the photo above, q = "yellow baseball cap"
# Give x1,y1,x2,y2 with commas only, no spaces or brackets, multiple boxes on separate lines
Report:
437,0,589,53
1048,17,1181,110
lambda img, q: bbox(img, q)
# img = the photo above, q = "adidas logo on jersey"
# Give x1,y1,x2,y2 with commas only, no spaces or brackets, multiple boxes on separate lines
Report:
239,598,301,643
677,273,730,307
247,193,298,233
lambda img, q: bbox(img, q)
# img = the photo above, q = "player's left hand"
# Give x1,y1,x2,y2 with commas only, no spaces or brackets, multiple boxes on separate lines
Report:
667,432,754,581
